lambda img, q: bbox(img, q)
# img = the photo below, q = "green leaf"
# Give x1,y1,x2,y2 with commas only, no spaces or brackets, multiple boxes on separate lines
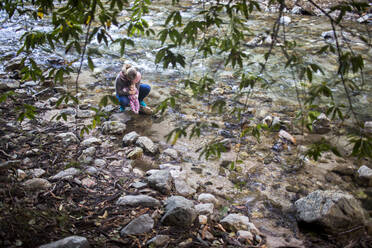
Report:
87,56,94,71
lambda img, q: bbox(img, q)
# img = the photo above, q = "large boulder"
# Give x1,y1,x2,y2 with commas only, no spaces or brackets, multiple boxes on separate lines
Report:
120,214,154,236
39,236,89,248
295,190,366,233
161,196,197,227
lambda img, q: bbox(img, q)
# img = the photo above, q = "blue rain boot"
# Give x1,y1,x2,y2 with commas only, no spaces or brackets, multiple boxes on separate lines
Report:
140,101,147,107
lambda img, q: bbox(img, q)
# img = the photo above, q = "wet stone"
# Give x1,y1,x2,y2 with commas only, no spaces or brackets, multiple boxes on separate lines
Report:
136,136,158,154
17,169,27,181
162,148,179,159
161,196,197,227
358,165,372,180
122,131,140,146
50,168,80,180
116,194,160,207
39,235,89,248
23,178,52,190
120,214,154,236
102,121,126,134
237,230,254,241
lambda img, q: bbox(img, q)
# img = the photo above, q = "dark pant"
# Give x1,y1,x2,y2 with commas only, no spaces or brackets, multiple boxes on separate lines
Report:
116,84,151,108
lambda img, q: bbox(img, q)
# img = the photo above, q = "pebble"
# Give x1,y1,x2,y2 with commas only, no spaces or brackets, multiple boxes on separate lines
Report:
120,214,154,236
39,236,89,248
50,168,80,180
198,193,218,206
195,203,214,215
23,178,52,190
81,177,96,188
94,159,107,167
199,215,208,225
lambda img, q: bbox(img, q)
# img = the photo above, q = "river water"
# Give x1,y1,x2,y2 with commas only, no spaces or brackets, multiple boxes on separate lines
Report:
1,0,371,246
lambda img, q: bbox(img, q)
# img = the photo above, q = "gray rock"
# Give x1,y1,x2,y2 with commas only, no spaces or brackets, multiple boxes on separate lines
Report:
162,148,179,159
159,163,180,171
295,190,366,233
28,168,46,178
94,159,106,167
110,112,132,124
122,131,140,146
291,6,303,15
195,203,214,215
357,14,371,24
4,58,24,71
127,147,143,160
130,181,148,189
81,178,96,188
50,168,80,180
198,193,218,206
0,79,20,90
17,169,27,180
174,178,196,197
365,121,372,134
136,136,158,154
146,169,172,194
262,116,272,126
23,178,52,190
116,194,161,207
102,121,126,134
312,113,331,134
161,196,196,227
78,147,96,164
358,165,372,180
57,132,79,146
146,235,170,247
82,147,96,157
85,166,99,176
331,164,354,176
39,236,89,248
220,214,256,232
81,137,102,147
279,16,291,25
76,110,95,118
120,214,154,236
237,230,254,241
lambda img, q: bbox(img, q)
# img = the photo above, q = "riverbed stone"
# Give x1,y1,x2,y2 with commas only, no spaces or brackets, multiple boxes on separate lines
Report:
295,190,366,233
57,132,79,146
198,193,218,206
195,203,214,215
28,168,46,178
94,159,106,167
331,164,355,176
220,214,255,232
237,230,254,241
279,16,291,25
159,163,180,171
162,148,179,159
17,169,27,181
136,136,158,154
110,112,132,124
0,160,21,171
0,79,20,90
146,169,172,194
127,147,143,160
279,130,296,144
76,110,95,118
122,131,140,146
116,194,161,207
102,121,126,134
130,181,148,189
39,236,89,248
146,235,170,247
23,178,52,190
85,166,99,175
81,137,102,147
120,214,154,236
358,165,372,179
364,121,372,134
50,168,80,180
312,113,331,134
199,215,208,225
161,196,197,227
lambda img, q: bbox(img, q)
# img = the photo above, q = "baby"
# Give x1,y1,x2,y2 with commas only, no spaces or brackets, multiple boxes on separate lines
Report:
126,68,141,114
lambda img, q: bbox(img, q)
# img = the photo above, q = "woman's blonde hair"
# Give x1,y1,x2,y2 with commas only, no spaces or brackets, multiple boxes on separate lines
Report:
121,63,132,74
